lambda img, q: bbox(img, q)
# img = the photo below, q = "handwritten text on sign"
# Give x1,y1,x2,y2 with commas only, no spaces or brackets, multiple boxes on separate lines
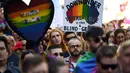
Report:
63,0,104,32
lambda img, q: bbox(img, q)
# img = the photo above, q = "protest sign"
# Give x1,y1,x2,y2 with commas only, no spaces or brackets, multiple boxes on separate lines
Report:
64,0,104,32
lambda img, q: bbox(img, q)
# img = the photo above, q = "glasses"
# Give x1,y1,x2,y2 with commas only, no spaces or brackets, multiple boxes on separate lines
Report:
65,36,77,42
53,52,63,57
69,45,81,48
100,63,118,70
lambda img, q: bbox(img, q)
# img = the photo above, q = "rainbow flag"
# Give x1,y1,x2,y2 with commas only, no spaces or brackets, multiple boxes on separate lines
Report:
75,51,96,73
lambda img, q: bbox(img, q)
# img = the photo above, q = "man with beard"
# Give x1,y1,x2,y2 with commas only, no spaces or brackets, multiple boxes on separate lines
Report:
93,45,118,73
75,26,104,73
67,38,83,73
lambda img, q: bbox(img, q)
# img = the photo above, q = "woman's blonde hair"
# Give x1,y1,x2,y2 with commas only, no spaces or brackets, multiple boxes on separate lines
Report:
77,36,87,51
47,29,69,53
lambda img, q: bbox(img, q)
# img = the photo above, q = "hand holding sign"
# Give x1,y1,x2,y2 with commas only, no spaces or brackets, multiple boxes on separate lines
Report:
4,0,54,50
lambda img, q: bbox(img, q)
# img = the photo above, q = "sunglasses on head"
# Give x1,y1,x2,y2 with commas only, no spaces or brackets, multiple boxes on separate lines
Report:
65,36,77,41
100,63,118,70
53,52,63,57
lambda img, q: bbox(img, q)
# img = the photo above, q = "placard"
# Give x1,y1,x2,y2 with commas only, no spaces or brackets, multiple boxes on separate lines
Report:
64,0,104,32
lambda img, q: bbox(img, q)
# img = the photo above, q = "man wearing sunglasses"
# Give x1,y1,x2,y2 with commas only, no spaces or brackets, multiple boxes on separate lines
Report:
47,45,64,61
94,45,118,73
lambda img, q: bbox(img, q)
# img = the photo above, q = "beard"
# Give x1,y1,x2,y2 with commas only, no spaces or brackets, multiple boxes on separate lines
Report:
70,50,81,56
90,43,103,54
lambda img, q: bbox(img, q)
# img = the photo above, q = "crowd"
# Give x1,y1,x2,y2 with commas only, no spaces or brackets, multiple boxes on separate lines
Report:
0,4,130,73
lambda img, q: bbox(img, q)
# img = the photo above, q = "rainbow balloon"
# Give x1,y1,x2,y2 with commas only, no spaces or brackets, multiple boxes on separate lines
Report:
4,0,54,45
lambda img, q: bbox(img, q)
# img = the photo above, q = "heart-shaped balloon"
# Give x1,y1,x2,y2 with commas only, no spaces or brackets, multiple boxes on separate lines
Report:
4,0,54,49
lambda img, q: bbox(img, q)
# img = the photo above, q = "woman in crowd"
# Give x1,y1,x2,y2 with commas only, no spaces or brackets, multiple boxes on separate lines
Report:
114,29,125,46
106,31,115,46
8,35,16,49
47,29,70,57
106,21,115,32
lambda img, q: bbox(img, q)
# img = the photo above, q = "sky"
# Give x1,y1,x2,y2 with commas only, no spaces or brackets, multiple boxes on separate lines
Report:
22,0,130,27
58,0,64,6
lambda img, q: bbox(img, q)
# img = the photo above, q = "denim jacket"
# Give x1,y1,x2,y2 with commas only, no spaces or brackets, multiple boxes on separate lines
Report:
1,62,21,73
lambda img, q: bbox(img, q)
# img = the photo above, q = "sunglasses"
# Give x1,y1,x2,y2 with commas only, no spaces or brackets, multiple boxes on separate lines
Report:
53,52,63,57
65,36,77,41
100,63,118,70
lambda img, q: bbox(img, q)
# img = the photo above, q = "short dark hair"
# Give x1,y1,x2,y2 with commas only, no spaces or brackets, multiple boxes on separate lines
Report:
64,32,77,41
106,31,113,43
106,31,113,39
114,29,125,37
0,36,10,53
96,45,117,63
47,58,66,73
85,26,104,41
22,55,46,73
48,45,61,51
64,32,76,38
21,50,34,62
